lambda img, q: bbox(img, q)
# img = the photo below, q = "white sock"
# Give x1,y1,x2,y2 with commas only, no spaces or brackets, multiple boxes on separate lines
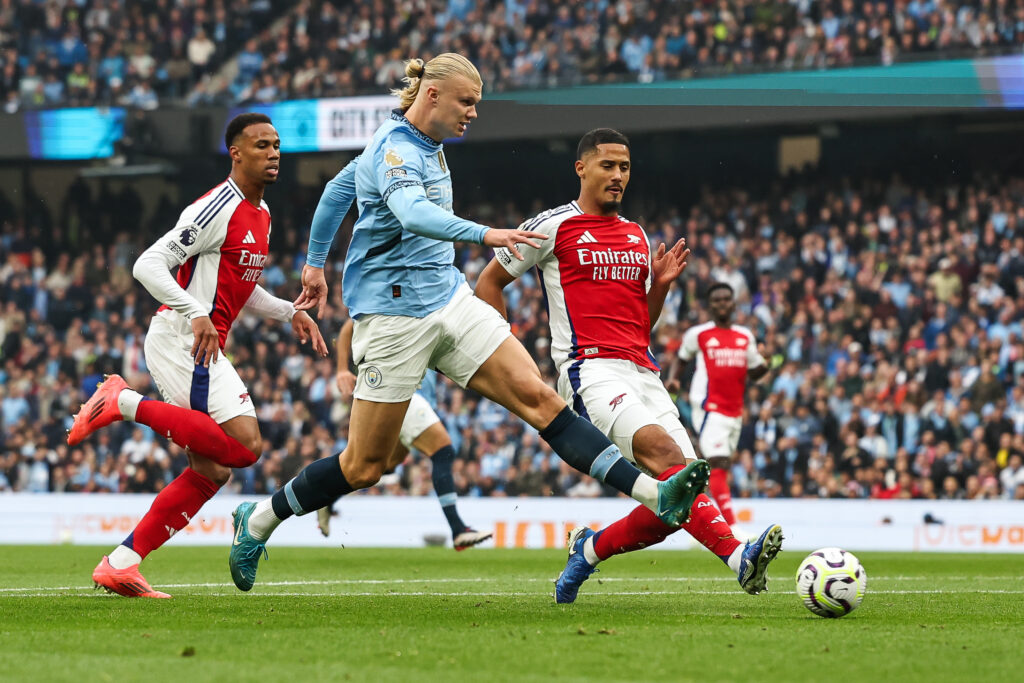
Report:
116,389,144,421
630,474,659,511
247,498,284,541
582,536,602,566
726,543,745,575
108,544,143,569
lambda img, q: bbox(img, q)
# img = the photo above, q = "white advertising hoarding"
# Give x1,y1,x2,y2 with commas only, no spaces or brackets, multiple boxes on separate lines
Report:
1,494,1022,553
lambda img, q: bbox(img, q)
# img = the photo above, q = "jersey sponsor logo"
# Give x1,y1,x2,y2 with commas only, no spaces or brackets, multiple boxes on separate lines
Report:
497,249,513,266
425,183,453,211
706,347,747,367
166,241,187,260
239,249,267,267
364,366,383,388
242,230,256,244
576,230,598,244
384,148,404,166
239,249,267,283
609,392,627,409
575,248,649,266
584,347,599,355
385,168,407,179
627,234,641,244
179,226,198,246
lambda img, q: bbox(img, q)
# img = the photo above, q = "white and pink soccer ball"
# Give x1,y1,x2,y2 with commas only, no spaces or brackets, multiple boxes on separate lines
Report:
795,548,867,618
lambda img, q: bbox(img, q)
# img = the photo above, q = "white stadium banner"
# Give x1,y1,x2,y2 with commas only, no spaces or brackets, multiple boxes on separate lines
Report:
0,494,1022,552
315,95,395,150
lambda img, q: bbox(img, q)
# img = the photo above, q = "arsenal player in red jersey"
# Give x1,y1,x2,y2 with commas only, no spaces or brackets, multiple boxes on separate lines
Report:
476,128,782,603
67,113,327,598
667,282,770,531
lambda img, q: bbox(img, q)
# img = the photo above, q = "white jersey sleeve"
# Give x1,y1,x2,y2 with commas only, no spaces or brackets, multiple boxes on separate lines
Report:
132,192,231,320
679,326,700,361
493,208,562,278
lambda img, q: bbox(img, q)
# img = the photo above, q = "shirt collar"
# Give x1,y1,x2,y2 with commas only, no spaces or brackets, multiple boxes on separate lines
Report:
390,108,441,149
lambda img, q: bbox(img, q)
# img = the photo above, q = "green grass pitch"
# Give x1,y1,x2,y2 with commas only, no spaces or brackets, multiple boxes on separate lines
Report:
1,545,1021,682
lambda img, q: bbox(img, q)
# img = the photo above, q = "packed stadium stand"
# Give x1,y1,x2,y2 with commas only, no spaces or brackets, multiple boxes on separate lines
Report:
1,0,1023,110
3,162,1024,502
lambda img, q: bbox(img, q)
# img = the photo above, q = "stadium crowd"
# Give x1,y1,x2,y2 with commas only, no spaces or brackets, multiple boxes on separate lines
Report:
3,165,1024,503
2,0,1024,110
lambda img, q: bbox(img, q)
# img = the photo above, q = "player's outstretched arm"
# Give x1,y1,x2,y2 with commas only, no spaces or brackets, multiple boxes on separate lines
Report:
335,318,357,399
306,155,360,269
244,285,328,357
475,258,519,319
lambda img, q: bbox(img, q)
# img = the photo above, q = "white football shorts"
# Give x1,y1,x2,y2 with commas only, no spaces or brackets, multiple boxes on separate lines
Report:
143,311,256,424
398,392,442,449
556,357,697,468
691,405,742,459
351,284,511,403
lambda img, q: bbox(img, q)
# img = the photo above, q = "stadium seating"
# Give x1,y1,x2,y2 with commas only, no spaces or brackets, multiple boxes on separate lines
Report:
1,0,1023,110
2,168,1024,502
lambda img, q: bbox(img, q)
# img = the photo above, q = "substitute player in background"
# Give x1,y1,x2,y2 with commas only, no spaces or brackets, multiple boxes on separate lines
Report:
67,113,327,598
667,282,769,530
319,318,491,550
476,128,782,603
229,55,708,593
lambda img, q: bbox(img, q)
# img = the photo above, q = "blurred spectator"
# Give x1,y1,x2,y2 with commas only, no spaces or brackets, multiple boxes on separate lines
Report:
2,0,1024,109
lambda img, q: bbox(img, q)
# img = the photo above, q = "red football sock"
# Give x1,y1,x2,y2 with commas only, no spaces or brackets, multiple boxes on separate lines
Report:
593,464,741,562
123,468,220,558
135,399,258,468
593,464,687,560
681,493,741,559
708,467,736,525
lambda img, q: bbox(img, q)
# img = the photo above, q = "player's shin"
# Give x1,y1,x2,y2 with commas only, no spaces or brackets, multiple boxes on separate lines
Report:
248,453,354,540
681,492,743,572
429,445,467,536
707,466,737,526
539,407,659,506
109,468,220,568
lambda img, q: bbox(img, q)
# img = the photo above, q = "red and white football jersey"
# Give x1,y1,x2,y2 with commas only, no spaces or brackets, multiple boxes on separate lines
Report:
679,321,764,417
152,177,271,347
496,201,657,373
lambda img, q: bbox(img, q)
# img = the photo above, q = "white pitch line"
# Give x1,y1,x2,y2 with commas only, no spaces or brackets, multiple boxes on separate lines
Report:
1,574,1021,594
5,589,1024,599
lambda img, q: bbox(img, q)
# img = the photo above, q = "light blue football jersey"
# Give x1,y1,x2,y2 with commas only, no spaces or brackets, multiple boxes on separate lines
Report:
339,110,489,319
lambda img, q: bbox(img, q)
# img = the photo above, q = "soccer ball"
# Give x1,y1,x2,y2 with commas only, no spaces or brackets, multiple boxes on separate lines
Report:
795,547,867,618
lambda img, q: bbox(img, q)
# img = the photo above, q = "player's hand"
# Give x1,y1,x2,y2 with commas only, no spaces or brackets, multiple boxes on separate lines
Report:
336,369,357,399
483,228,547,261
291,310,329,357
190,316,219,367
651,238,690,288
294,264,328,319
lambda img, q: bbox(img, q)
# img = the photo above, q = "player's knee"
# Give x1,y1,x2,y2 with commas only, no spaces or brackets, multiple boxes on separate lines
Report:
240,435,262,464
193,460,232,487
343,459,387,489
